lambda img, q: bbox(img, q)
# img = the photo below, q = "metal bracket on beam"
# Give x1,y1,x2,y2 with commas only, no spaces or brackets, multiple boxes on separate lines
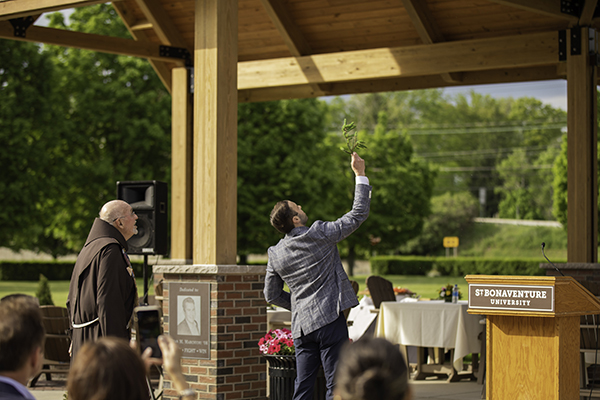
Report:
561,0,582,17
9,16,35,38
571,26,582,56
187,67,194,94
559,30,567,61
159,45,192,67
589,28,600,67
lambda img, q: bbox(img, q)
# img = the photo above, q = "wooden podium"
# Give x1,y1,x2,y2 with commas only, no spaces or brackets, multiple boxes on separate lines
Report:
466,275,600,400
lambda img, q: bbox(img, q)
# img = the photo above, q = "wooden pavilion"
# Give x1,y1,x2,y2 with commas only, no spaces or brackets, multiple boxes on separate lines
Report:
1,0,598,266
2,1,600,398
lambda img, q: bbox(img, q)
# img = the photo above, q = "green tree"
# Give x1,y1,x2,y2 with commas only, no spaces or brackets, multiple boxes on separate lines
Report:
42,5,172,254
552,134,568,228
400,191,479,256
0,39,69,255
496,147,556,220
337,112,436,273
553,132,600,235
237,99,346,263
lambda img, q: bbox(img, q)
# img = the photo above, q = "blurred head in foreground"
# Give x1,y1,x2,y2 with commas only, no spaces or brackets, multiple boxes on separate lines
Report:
335,337,412,400
67,337,149,400
0,294,45,387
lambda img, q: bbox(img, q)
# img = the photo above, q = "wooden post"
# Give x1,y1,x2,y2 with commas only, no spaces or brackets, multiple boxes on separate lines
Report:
171,67,193,262
193,0,238,265
566,26,598,263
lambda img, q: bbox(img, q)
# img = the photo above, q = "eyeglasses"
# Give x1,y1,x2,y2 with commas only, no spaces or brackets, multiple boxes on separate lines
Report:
112,210,136,222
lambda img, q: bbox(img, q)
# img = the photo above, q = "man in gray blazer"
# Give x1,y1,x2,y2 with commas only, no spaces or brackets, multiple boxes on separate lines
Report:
264,152,371,400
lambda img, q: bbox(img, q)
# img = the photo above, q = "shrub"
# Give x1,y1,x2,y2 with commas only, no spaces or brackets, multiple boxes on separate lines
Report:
370,256,549,276
35,274,54,305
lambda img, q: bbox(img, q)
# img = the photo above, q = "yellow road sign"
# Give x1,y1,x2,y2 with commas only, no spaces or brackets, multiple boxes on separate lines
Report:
443,236,459,248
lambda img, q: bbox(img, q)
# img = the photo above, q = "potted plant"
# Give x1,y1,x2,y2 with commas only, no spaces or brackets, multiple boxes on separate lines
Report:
259,328,325,400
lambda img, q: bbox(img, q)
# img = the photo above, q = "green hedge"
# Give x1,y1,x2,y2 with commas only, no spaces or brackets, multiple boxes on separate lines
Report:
370,256,553,276
370,256,436,275
0,261,145,281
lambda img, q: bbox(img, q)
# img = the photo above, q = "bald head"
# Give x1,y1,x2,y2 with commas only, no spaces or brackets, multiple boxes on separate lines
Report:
100,200,138,241
100,200,130,224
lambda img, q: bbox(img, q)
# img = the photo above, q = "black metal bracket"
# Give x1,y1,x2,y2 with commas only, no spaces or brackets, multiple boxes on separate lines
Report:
572,26,582,55
187,67,194,94
559,30,567,61
159,45,192,67
9,16,35,38
559,27,599,65
589,28,600,66
561,0,582,17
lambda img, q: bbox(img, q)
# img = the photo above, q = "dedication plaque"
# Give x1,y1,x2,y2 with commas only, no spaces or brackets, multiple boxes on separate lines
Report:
469,283,554,312
169,282,210,359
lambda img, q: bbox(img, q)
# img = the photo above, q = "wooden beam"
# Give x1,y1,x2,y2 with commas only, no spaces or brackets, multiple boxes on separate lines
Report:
486,0,579,22
129,20,153,31
258,0,310,57
580,0,599,25
567,26,598,262
259,0,331,96
171,67,193,262
0,21,185,64
193,0,238,265
133,0,188,48
238,65,563,103
237,31,558,90
0,0,105,20
401,0,461,83
113,1,174,92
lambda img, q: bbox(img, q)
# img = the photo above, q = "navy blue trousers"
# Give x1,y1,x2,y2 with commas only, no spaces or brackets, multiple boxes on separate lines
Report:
293,313,348,400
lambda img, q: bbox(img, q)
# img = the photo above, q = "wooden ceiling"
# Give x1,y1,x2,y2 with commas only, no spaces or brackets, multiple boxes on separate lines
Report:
0,0,598,101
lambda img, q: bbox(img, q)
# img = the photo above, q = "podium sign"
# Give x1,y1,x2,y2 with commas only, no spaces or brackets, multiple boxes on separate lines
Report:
469,284,554,312
467,275,600,400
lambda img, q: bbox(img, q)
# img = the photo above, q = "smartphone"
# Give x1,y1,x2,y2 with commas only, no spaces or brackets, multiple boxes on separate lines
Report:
133,305,163,358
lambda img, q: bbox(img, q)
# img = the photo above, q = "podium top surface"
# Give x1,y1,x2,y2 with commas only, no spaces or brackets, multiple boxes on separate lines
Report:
466,275,600,317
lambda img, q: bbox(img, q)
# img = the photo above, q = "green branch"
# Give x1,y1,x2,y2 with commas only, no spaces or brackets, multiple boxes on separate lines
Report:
340,119,367,155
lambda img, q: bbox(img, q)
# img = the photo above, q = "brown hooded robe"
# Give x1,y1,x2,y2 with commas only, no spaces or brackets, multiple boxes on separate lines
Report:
67,218,137,359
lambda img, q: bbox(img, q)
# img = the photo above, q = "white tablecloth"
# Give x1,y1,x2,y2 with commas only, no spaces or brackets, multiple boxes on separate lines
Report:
347,296,418,341
375,300,483,371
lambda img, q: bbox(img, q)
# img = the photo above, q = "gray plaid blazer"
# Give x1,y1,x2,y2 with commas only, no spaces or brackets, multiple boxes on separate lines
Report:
264,183,371,339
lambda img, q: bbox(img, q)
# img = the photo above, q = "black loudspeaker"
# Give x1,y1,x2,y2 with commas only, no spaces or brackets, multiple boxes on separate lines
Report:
116,180,168,255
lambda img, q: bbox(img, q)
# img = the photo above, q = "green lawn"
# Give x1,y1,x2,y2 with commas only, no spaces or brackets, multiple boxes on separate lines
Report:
0,278,152,307
0,275,466,306
350,275,469,300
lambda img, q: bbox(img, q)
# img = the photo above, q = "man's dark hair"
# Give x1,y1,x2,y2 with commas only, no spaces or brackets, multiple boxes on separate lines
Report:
0,295,45,372
270,200,297,234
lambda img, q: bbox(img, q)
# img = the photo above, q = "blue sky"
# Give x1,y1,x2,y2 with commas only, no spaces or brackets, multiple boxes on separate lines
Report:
443,80,568,111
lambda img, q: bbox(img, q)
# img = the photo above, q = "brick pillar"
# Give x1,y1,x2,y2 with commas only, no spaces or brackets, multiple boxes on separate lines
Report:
154,264,268,400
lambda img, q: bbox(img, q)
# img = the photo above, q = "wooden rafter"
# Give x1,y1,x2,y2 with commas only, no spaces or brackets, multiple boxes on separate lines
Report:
580,0,599,25
259,0,331,96
133,0,188,48
237,31,558,90
486,0,579,22
0,20,559,92
112,1,177,93
259,0,310,57
0,21,183,63
0,0,105,20
401,0,461,83
239,65,563,103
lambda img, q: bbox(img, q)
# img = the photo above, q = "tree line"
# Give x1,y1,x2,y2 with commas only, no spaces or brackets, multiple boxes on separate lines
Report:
0,4,585,271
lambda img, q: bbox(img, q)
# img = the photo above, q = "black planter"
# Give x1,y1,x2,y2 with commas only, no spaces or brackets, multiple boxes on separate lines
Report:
264,355,326,400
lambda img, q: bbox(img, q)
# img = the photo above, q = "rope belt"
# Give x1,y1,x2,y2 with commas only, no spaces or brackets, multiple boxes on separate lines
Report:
72,317,99,329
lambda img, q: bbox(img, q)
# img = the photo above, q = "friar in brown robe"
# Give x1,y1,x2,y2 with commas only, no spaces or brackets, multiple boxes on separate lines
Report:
67,200,139,360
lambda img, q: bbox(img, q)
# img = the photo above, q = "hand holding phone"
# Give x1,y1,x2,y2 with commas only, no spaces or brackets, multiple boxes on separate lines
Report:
133,305,163,358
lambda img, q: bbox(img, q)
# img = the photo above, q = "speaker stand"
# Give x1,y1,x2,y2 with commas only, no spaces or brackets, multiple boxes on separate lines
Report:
142,255,149,305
